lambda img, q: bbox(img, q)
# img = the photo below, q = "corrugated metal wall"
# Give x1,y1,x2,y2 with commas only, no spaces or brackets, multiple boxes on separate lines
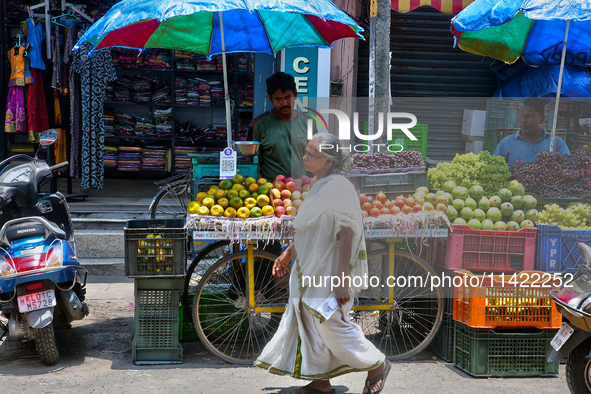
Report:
357,7,499,160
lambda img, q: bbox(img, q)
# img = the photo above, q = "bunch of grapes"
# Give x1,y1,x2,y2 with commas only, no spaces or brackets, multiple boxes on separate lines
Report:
352,151,424,171
512,150,591,197
538,203,591,229
428,151,511,196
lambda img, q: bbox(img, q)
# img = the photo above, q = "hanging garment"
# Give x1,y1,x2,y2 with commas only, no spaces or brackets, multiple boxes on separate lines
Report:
51,24,62,89
53,90,67,164
5,87,26,133
72,41,117,190
63,25,81,178
8,46,27,87
25,18,45,70
26,68,49,141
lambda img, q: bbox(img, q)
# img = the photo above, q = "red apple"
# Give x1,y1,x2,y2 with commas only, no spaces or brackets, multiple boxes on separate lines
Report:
292,199,303,209
291,191,302,200
301,191,308,200
286,177,294,183
361,210,369,218
302,184,311,192
302,176,312,184
275,175,287,183
294,179,303,187
286,206,294,216
283,199,292,208
394,196,406,209
412,204,423,213
369,208,381,218
286,181,296,191
390,206,401,214
376,191,387,203
380,207,391,215
384,200,394,209
271,188,281,200
280,189,291,200
294,186,303,193
275,206,286,217
273,181,285,191
272,199,283,208
402,205,412,214
361,202,372,212
359,194,368,204
373,201,384,210
405,196,416,207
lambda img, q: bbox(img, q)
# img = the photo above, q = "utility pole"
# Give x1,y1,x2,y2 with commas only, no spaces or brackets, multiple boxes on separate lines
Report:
368,0,391,147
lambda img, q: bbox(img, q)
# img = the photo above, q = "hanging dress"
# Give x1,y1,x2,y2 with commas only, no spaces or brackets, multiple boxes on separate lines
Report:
63,25,82,178
71,41,117,190
25,18,49,142
5,46,27,133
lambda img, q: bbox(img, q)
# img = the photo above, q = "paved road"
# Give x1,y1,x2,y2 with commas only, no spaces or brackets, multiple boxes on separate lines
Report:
0,277,568,394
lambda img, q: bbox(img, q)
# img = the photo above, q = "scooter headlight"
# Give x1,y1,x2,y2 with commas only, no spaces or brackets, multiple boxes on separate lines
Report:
0,256,15,276
45,245,63,268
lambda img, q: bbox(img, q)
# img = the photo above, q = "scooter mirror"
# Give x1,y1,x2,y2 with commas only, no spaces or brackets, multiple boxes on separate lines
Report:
579,243,591,266
39,129,59,146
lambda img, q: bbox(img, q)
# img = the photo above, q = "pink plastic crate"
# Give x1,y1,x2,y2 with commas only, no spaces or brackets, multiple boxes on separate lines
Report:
441,225,536,272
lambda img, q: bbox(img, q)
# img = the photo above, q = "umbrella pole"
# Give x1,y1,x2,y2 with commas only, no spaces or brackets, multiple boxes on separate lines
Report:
219,11,233,149
550,20,570,153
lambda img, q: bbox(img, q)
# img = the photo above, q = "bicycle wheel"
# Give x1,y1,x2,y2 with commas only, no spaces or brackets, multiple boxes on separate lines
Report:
183,240,233,312
149,178,192,220
352,248,443,360
193,250,286,364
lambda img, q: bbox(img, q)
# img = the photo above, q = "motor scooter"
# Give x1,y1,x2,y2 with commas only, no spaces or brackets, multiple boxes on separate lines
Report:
0,129,88,365
549,242,591,393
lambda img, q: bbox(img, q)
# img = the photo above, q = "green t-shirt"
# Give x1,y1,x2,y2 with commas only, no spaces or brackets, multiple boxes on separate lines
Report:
252,111,309,181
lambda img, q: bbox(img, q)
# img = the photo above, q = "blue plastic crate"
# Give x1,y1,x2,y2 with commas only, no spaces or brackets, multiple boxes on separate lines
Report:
536,224,591,274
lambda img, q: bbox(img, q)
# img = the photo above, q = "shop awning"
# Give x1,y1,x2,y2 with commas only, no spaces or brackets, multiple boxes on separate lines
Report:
391,0,475,15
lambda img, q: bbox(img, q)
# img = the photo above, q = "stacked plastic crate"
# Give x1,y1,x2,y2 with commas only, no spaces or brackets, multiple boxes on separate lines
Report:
432,224,562,377
124,219,187,364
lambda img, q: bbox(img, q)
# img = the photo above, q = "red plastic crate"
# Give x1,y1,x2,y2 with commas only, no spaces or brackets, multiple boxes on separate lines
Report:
441,225,537,272
452,270,562,330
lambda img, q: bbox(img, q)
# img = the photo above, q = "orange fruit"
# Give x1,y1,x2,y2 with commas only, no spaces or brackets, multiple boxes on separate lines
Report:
229,196,243,210
226,190,239,199
244,197,257,210
250,207,263,218
214,189,226,200
244,177,257,187
220,180,233,190
239,189,251,200
224,207,237,218
258,185,270,196
197,206,210,216
210,205,224,217
248,183,259,193
262,205,274,216
237,207,250,219
251,192,259,199
257,178,267,186
265,182,273,190
256,194,270,207
232,174,245,184
187,201,200,214
196,192,207,203
202,197,215,209
232,184,244,192
218,197,229,209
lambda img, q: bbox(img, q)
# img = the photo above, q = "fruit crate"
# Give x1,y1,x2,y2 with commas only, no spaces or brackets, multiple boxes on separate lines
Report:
431,312,454,362
124,219,187,277
189,153,258,180
453,321,559,377
484,99,521,130
345,171,428,200
133,277,184,364
179,293,199,342
483,128,567,153
363,123,428,158
545,101,581,134
453,270,561,330
439,224,537,272
190,177,218,201
536,224,591,274
567,133,591,155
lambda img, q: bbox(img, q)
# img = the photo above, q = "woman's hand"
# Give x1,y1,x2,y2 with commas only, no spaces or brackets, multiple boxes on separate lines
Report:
272,245,292,277
335,287,350,308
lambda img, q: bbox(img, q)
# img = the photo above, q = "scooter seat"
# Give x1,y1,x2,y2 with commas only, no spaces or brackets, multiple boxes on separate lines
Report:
5,221,47,242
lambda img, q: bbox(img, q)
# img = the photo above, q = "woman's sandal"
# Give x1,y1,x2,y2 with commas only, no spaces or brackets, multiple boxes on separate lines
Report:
364,359,392,394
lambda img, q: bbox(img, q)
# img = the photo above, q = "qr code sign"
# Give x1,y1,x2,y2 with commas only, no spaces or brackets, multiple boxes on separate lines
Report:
221,160,235,173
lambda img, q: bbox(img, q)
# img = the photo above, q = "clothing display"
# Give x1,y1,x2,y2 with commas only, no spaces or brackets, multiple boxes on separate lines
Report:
5,86,26,133
8,45,26,87
26,69,49,140
71,41,117,190
63,24,82,178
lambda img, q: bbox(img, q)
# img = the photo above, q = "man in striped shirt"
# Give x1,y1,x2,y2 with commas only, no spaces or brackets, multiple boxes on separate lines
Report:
493,98,570,167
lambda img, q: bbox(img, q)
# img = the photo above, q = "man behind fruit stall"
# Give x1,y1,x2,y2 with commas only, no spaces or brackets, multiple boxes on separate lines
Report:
493,97,570,167
247,72,312,181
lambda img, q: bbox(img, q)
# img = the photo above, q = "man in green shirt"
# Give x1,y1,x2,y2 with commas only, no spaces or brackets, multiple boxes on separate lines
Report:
249,72,309,181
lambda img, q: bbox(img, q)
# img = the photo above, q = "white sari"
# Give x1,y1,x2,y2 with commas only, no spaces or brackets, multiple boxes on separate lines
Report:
255,174,385,380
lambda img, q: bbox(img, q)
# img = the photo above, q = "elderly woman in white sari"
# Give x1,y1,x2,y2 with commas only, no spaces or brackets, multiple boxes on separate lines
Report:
255,134,392,394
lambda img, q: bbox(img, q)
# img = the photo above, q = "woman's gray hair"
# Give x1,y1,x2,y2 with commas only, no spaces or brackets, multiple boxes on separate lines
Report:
312,133,352,173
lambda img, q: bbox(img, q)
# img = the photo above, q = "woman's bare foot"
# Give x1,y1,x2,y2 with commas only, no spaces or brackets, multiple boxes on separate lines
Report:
291,380,332,394
363,362,385,394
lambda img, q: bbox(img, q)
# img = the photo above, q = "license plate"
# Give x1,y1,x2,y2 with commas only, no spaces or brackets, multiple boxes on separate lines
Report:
17,290,57,313
551,323,575,351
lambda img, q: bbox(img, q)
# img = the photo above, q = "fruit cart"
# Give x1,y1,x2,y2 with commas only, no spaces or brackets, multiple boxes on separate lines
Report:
185,215,449,364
